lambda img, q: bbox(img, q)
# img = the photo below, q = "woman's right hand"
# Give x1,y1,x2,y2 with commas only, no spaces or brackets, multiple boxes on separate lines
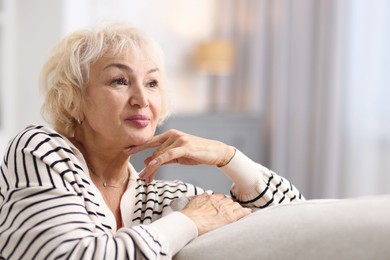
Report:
124,129,236,183
181,193,252,236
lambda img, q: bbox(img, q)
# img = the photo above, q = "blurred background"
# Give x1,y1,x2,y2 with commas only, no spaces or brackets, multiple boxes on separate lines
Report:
0,0,389,199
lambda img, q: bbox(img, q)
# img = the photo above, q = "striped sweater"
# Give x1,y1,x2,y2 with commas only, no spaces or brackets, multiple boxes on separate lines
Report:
0,125,303,259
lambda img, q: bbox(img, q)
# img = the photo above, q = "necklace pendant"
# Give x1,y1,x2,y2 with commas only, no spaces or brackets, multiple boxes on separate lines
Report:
103,182,107,187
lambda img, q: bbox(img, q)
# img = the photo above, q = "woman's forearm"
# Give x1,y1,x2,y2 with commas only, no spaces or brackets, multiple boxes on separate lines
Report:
219,149,305,208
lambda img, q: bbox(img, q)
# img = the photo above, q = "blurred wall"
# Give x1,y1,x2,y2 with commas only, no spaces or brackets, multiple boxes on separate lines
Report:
0,0,61,149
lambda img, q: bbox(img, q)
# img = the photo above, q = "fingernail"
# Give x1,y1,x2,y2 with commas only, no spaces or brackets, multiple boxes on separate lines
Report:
123,147,132,154
148,159,158,166
139,167,146,175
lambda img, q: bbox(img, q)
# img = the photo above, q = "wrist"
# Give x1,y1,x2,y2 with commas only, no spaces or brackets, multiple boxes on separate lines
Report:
181,209,201,234
217,146,236,167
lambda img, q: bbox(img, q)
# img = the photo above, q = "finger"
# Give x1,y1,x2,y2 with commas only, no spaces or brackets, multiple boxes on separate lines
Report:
124,133,169,155
209,195,226,211
147,135,178,162
138,167,147,178
150,147,187,167
146,171,157,184
140,149,183,182
184,193,210,209
234,207,252,219
140,169,157,184
212,193,227,200
139,166,156,182
192,193,210,202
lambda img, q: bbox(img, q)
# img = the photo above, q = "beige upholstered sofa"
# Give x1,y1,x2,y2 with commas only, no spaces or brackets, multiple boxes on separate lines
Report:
172,195,390,260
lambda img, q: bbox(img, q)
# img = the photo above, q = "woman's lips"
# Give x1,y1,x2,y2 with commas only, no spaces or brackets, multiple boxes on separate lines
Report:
126,114,150,127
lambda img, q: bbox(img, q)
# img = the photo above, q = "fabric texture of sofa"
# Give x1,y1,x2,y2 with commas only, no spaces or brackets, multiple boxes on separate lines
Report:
169,195,390,260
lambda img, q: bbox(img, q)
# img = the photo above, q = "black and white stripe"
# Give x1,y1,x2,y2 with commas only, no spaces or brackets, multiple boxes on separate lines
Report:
131,181,200,224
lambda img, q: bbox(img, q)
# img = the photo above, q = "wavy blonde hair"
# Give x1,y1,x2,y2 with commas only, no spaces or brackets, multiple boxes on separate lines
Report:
40,22,170,138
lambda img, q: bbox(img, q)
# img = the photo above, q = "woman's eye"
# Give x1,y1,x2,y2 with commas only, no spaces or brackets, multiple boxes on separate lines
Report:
147,80,159,88
111,77,128,85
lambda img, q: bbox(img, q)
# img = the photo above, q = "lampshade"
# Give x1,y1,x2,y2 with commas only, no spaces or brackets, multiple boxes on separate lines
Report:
195,39,235,75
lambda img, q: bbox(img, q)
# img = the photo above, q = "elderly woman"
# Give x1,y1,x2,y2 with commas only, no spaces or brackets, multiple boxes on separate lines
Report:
0,23,303,259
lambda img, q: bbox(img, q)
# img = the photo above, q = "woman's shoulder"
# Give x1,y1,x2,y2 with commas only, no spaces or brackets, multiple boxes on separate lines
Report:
1,124,88,186
3,124,73,164
15,124,64,139
13,124,66,144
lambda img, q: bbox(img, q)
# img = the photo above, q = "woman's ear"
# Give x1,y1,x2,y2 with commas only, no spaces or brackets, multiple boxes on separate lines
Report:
72,109,84,125
69,100,84,125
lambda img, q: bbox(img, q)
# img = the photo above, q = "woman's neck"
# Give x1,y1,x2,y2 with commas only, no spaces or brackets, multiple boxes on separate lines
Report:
70,133,130,185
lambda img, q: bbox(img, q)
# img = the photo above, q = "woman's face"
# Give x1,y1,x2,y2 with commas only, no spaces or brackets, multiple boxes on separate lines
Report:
80,48,163,150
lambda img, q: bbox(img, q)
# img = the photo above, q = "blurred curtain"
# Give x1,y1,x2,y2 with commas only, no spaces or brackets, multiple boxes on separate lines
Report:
219,0,390,199
341,0,390,197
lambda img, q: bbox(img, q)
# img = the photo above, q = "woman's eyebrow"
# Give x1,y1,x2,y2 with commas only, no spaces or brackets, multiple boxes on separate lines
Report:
147,68,159,74
103,63,133,72
103,64,159,75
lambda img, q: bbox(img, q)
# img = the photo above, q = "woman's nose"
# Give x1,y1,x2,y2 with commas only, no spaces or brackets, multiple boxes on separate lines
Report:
129,83,149,108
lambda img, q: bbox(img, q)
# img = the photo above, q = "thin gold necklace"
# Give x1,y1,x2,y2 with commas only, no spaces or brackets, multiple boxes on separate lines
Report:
89,168,129,188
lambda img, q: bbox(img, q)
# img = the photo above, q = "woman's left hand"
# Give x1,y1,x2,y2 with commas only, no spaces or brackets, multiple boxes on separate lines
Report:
124,129,235,183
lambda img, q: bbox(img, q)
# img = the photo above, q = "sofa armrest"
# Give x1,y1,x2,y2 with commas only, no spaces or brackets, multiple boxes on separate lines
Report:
174,195,390,260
